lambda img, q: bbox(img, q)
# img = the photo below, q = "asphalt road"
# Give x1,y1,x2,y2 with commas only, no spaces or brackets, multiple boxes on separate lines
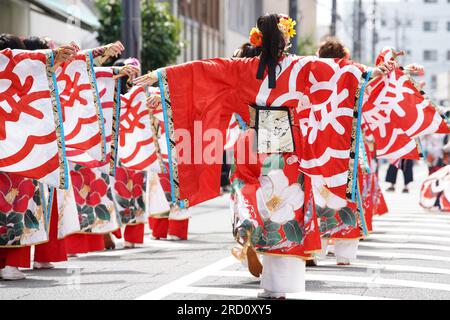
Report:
2,162,450,300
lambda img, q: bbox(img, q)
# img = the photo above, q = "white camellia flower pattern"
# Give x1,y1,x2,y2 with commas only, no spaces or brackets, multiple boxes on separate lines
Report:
312,179,347,210
256,169,304,225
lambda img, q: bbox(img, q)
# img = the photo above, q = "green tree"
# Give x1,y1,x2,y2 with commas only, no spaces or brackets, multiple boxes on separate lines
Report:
296,34,317,56
95,0,121,45
94,0,182,72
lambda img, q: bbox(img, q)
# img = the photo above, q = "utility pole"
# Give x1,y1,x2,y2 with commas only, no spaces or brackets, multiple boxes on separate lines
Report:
330,0,337,36
372,0,378,63
352,0,359,61
289,0,298,54
121,0,142,60
197,0,203,60
353,0,365,61
394,9,399,50
358,0,364,61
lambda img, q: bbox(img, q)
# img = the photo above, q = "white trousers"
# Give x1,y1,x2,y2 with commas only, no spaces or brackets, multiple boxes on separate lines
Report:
319,238,359,260
260,255,305,294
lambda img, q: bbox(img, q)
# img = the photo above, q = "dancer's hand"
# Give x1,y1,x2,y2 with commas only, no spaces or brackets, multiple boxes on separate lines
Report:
372,60,396,78
105,41,125,58
95,41,125,65
417,80,426,90
146,94,162,111
113,65,141,81
404,63,424,76
53,44,77,66
393,49,406,58
134,71,158,87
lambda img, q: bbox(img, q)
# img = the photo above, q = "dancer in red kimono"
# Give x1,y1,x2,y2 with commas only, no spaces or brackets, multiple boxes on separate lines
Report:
99,58,151,250
64,56,143,254
134,14,394,298
149,169,190,241
420,165,450,212
145,90,190,241
313,37,361,265
313,38,448,266
312,38,382,266
26,38,126,262
113,64,168,248
0,35,80,279
1,36,127,280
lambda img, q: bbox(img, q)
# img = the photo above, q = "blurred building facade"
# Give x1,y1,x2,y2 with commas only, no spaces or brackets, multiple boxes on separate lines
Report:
173,0,318,62
436,72,450,107
338,0,450,103
376,0,450,104
1,0,321,65
174,0,224,62
0,0,99,48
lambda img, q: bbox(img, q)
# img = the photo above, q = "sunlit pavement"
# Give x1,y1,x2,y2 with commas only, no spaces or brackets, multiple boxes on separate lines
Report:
2,161,450,300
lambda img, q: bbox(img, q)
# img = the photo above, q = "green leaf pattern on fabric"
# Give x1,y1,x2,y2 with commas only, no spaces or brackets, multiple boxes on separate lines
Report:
262,154,285,176
283,220,304,243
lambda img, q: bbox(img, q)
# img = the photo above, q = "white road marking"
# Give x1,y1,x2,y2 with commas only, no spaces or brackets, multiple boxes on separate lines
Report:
136,257,237,300
359,241,450,253
305,274,450,292
133,202,450,300
374,214,450,220
370,227,450,237
211,271,450,292
374,216,450,223
367,233,450,244
373,221,450,230
357,250,450,262
174,286,391,300
317,261,450,276
85,239,189,257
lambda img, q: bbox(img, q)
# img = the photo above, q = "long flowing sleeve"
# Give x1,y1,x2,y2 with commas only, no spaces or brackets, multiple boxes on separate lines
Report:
0,48,68,189
157,58,261,207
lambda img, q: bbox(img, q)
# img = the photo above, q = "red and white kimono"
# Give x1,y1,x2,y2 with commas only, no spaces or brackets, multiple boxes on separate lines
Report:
66,66,122,174
61,66,123,254
111,85,167,244
420,165,450,212
363,135,389,218
56,51,107,163
362,47,449,160
148,167,190,240
0,49,68,189
156,55,367,293
0,48,80,267
315,132,388,245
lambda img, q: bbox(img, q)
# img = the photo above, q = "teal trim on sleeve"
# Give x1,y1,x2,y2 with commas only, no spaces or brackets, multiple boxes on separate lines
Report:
50,50,69,190
89,52,108,162
351,70,372,201
157,69,176,205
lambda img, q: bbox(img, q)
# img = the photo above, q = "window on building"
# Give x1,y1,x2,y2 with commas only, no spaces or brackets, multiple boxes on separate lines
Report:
228,0,262,37
424,0,437,3
423,21,438,31
424,50,438,61
430,75,437,90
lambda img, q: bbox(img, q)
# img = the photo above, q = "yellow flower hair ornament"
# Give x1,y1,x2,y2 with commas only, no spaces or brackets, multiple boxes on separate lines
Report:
278,16,297,39
248,16,297,48
249,27,263,47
